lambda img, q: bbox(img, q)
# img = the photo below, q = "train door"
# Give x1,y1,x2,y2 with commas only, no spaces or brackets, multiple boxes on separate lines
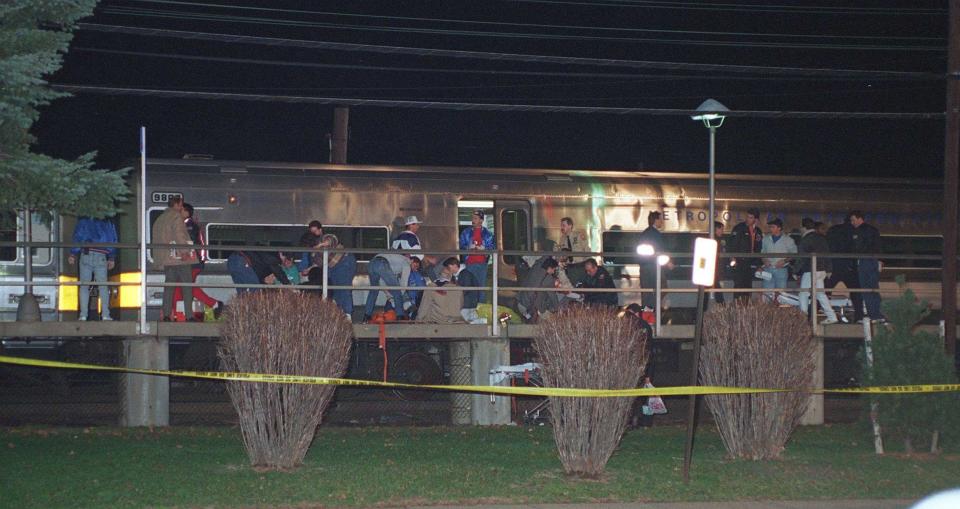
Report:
496,200,532,285
454,199,531,286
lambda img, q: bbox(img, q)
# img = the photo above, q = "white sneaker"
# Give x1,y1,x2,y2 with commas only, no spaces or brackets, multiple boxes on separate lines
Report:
78,316,87,321
102,316,113,321
821,318,838,325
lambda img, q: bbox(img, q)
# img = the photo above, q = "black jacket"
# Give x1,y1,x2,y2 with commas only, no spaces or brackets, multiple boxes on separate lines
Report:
852,223,882,258
728,221,763,270
796,231,832,275
580,265,617,307
826,222,856,273
238,251,291,285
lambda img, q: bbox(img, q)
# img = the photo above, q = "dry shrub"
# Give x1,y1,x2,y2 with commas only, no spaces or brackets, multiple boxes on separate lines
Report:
700,302,815,460
534,305,648,478
218,291,353,470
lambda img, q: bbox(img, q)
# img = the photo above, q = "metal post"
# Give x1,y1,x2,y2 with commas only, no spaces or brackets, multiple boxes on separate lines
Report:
708,126,716,241
655,263,662,337
139,127,148,334
491,255,500,336
943,0,960,358
23,207,32,288
683,124,716,482
321,249,329,299
811,255,818,333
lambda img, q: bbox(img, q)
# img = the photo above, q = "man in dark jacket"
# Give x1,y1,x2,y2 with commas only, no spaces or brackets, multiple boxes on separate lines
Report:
824,218,863,323
797,219,839,324
637,211,673,309
579,258,617,307
227,249,290,293
850,210,884,322
727,207,763,302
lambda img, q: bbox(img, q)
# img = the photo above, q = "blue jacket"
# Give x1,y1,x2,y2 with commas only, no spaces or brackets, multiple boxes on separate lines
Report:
71,217,118,259
458,227,494,263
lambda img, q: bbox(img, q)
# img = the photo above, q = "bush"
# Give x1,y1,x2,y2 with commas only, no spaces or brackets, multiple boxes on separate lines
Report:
863,282,960,453
700,302,814,460
534,305,648,478
218,291,353,470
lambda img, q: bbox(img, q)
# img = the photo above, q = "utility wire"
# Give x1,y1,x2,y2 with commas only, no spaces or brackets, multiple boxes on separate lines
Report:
99,6,944,52
51,84,945,120
73,46,925,83
505,0,946,16
113,0,944,42
77,23,944,80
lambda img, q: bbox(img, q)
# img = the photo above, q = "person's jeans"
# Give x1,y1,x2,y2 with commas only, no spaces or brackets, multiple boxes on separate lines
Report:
227,253,259,294
162,264,193,318
858,259,883,319
79,252,110,320
761,267,789,303
464,262,489,304
364,257,407,318
798,271,838,321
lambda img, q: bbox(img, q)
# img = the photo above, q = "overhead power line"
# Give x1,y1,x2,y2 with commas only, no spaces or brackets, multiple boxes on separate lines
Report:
77,23,944,80
101,5,944,51
507,0,945,16
119,0,944,41
52,84,944,120
73,46,924,83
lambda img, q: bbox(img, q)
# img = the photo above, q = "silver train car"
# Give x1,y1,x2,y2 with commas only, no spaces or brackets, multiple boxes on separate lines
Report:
0,158,948,321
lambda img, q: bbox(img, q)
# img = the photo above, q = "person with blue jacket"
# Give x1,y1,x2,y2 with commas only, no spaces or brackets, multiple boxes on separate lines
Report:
458,210,494,302
68,217,118,321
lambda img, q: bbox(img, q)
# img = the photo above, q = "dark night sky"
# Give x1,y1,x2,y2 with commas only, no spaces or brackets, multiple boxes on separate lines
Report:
32,0,949,178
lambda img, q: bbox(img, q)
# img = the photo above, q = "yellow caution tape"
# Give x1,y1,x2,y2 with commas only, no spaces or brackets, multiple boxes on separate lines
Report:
1,355,958,397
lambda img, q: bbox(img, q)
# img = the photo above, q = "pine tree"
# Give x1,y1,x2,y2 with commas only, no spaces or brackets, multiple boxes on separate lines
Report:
863,277,960,453
0,1,128,220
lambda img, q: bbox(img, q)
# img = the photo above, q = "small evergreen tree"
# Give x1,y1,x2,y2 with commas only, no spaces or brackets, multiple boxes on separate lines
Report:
863,278,960,453
0,1,128,220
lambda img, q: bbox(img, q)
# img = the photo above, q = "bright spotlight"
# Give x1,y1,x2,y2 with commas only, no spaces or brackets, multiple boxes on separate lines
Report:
636,243,654,256
657,254,671,267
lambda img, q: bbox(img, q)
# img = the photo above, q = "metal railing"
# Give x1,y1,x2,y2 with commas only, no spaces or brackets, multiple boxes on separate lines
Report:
0,240,951,337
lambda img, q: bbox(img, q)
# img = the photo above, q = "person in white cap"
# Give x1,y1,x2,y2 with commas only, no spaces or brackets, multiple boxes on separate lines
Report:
393,215,423,253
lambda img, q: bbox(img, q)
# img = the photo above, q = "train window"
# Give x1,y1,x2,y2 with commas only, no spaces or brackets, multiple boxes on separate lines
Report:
322,226,389,262
500,209,528,265
0,211,52,265
601,230,696,277
880,235,942,269
206,224,388,262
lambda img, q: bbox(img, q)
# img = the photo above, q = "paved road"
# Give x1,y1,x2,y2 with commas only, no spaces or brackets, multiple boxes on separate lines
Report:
406,501,914,509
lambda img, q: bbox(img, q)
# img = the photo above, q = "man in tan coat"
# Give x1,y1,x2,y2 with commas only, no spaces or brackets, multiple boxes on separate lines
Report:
151,196,195,321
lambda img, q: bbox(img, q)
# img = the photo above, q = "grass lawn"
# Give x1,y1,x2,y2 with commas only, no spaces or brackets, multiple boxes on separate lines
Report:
1,423,956,508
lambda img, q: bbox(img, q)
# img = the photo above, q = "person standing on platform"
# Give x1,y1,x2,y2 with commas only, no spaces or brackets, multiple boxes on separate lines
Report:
68,216,117,321
554,217,589,284
637,211,673,310
850,210,885,322
760,218,797,303
151,196,195,321
458,210,494,302
797,219,839,324
728,208,763,302
172,203,224,320
825,218,864,324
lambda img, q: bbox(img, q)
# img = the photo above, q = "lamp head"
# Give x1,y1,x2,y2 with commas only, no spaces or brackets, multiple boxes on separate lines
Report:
691,98,729,128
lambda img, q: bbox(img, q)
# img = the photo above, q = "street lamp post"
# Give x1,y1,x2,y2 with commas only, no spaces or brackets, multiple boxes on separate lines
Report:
682,98,729,482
